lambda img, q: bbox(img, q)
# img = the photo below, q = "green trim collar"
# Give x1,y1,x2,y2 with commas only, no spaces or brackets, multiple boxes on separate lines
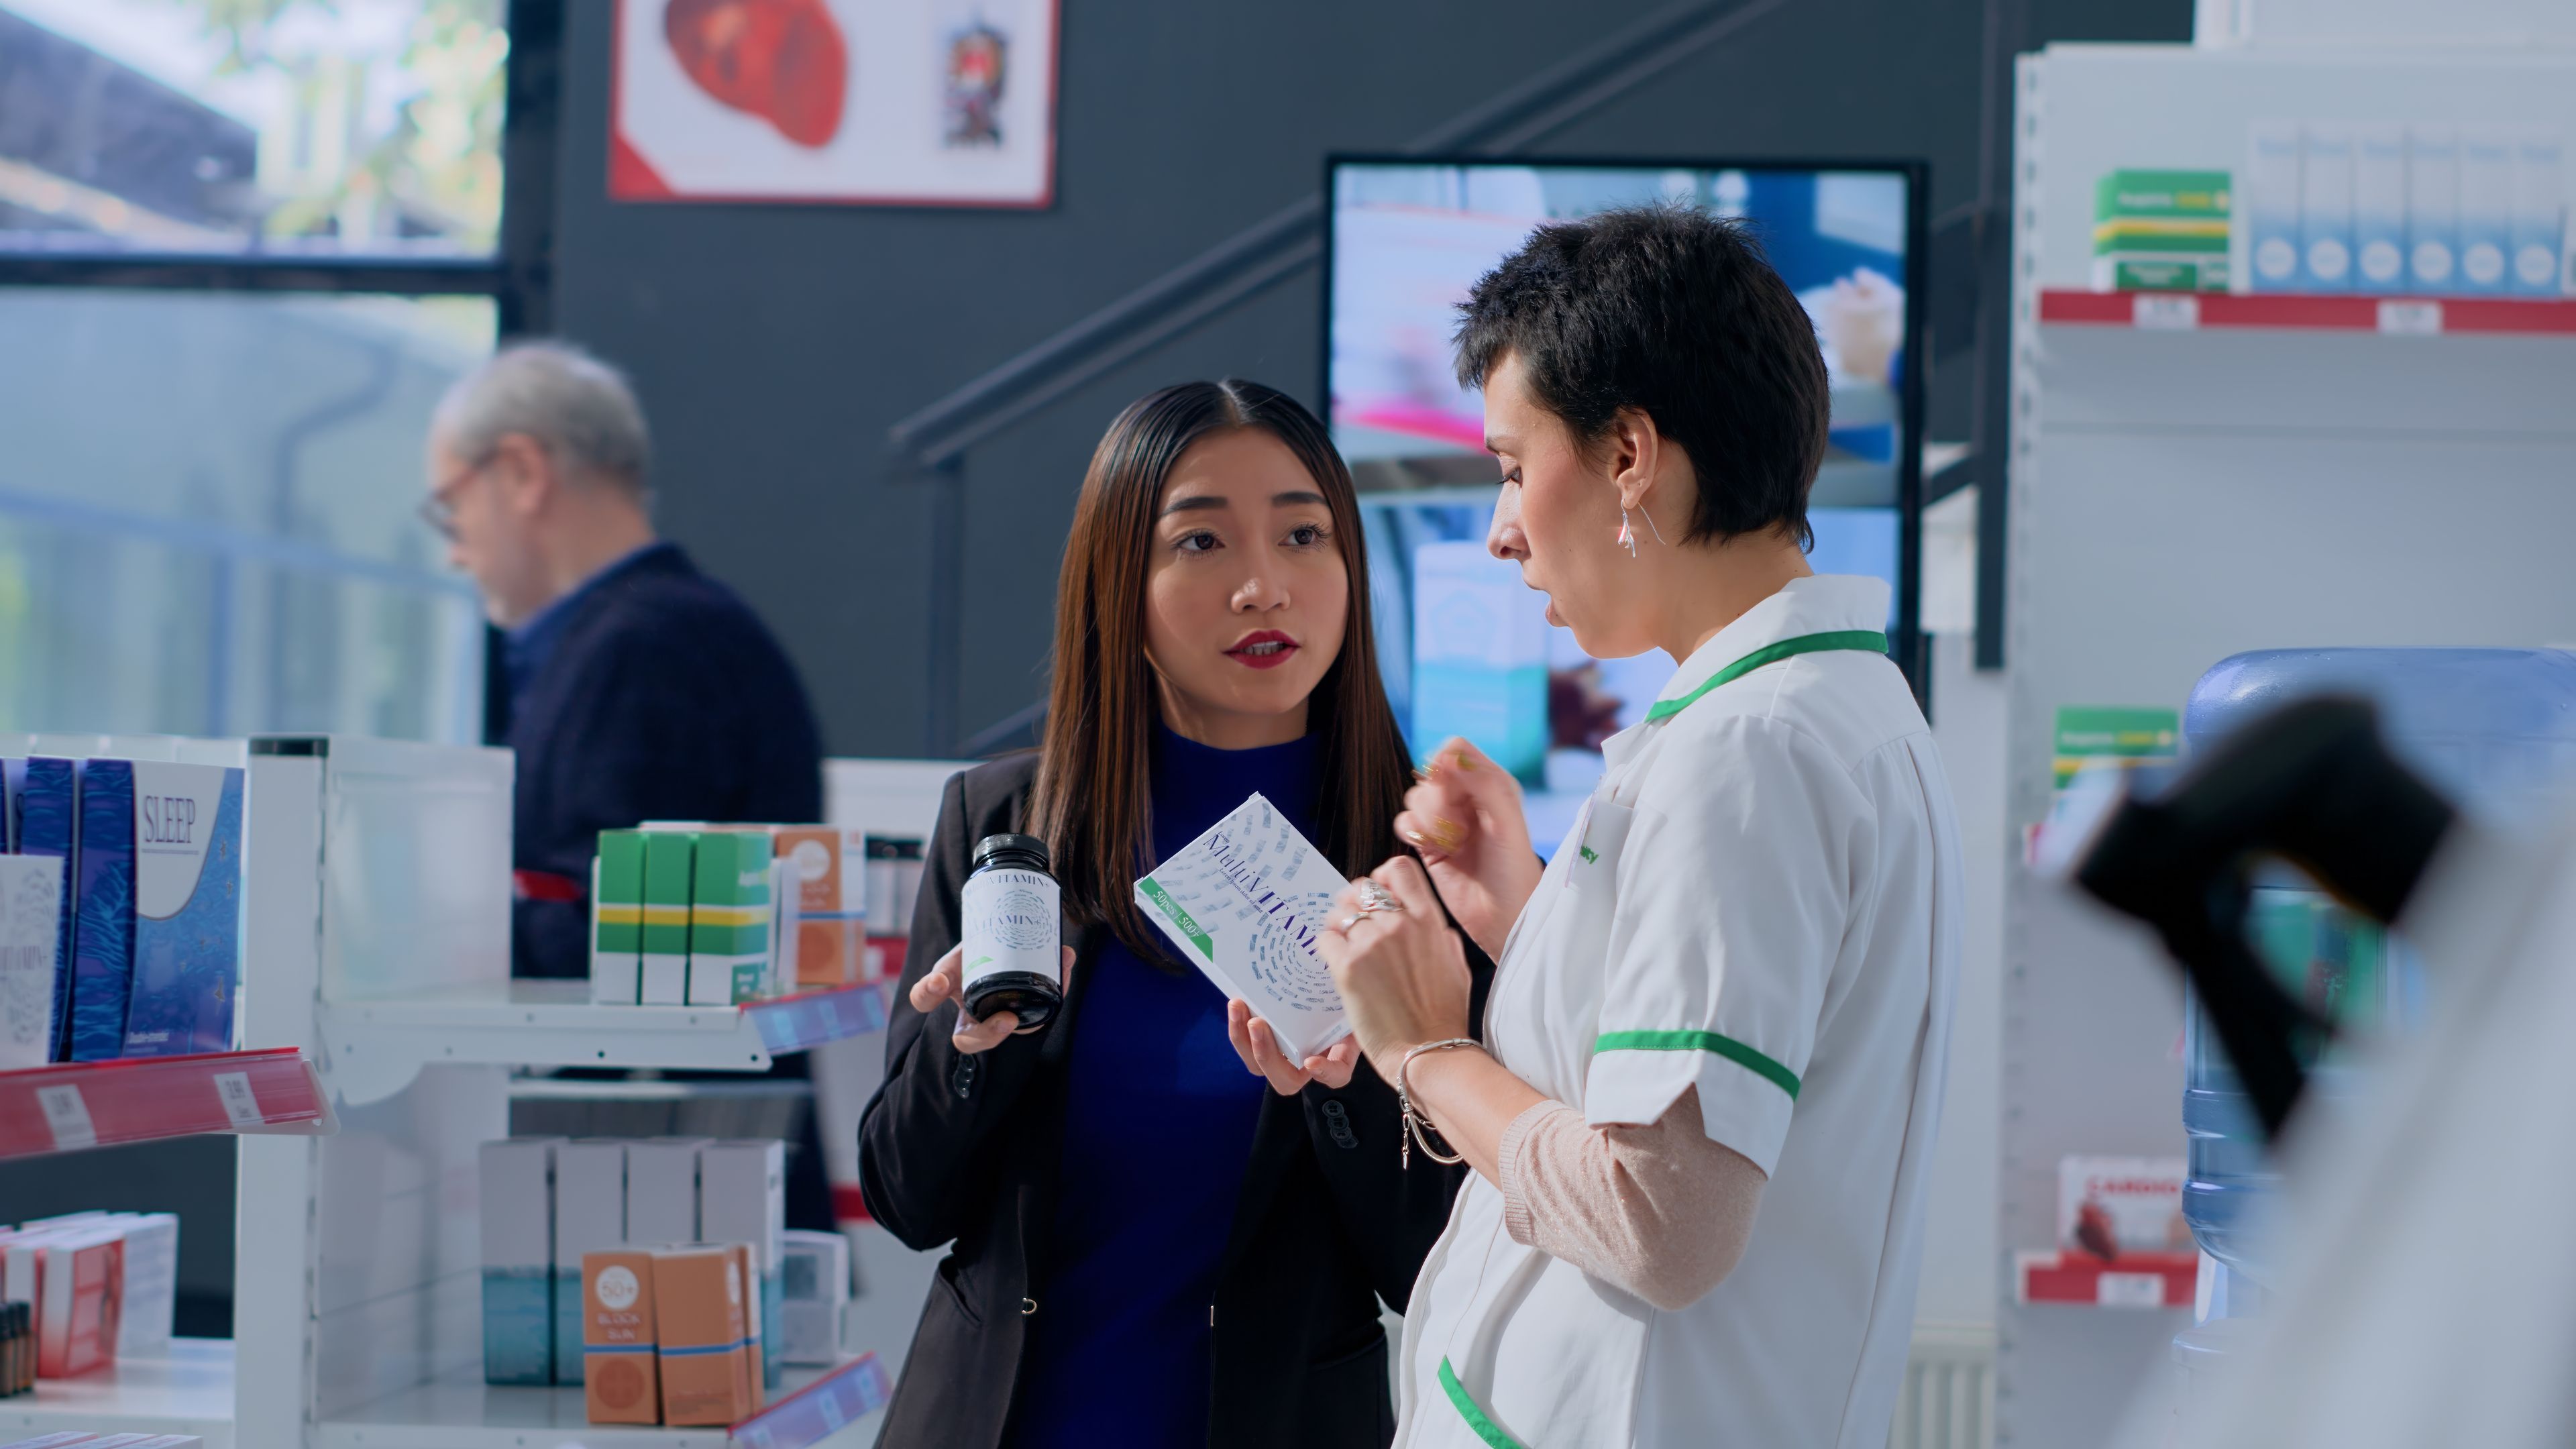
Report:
1595,1028,1801,1100
1643,629,1888,723
1439,1358,1528,1449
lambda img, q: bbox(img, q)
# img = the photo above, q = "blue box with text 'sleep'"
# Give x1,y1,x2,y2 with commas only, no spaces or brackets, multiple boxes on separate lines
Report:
119,762,245,1058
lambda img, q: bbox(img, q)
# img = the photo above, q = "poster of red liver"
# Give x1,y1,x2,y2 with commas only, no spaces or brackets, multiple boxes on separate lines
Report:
612,0,1057,207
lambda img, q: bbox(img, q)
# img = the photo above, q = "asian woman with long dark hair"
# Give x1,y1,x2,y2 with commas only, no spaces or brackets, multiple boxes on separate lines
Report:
859,379,1490,1449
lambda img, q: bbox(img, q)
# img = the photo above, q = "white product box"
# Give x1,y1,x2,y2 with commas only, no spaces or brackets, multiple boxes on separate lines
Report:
551,1140,627,1385
625,1136,710,1247
2246,119,2303,292
698,1138,786,1391
2460,129,2516,293
2298,123,2355,291
2510,129,2565,297
2353,124,2406,291
776,1229,851,1366
108,1212,178,1358
0,855,62,1070
477,1136,561,1386
2406,126,2461,292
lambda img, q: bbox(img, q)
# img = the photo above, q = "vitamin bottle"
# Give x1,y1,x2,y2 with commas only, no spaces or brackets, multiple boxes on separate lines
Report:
960,834,1061,1029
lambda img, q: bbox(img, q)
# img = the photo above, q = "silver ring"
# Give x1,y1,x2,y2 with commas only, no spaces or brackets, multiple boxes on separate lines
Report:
1337,913,1367,934
1356,879,1405,914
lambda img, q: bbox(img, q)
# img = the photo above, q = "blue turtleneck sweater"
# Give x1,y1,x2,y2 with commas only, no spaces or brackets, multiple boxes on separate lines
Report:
1006,725,1322,1449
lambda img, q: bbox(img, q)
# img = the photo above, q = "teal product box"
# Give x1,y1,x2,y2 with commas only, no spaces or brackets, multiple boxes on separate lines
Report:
2510,130,2565,298
699,1138,786,1391
2408,127,2461,292
2298,124,2355,292
480,1136,563,1385
2354,124,2407,291
2460,129,2514,294
67,759,134,1063
9,757,79,1061
591,830,647,1004
120,763,244,1057
686,832,771,1007
551,1139,627,1385
2246,120,2302,292
625,1136,710,1246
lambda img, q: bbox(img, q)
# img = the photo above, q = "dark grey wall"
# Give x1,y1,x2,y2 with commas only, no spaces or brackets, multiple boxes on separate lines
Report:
551,0,2188,759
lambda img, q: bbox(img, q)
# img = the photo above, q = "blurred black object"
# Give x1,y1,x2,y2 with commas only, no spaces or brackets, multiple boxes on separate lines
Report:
2075,698,2456,1142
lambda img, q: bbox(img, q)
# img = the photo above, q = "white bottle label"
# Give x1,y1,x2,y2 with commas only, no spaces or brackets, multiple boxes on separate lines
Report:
961,868,1060,990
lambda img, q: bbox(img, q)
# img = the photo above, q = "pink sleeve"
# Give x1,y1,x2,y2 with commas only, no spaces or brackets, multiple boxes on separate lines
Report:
1497,1086,1764,1312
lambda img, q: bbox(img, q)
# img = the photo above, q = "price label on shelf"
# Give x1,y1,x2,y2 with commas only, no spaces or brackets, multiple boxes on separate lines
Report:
2377,299,2443,335
819,1389,847,1430
36,1083,97,1151
2131,294,2200,331
2096,1271,2168,1307
213,1071,264,1128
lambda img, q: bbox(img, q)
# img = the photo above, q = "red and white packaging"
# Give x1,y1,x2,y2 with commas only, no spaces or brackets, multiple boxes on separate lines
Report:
34,1226,123,1377
2058,1155,2191,1258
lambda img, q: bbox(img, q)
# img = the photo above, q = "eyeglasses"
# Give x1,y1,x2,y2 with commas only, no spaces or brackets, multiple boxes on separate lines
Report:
418,460,484,541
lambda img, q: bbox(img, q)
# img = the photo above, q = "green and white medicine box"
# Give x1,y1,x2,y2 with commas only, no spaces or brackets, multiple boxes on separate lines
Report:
688,831,773,1006
2092,168,2232,292
641,831,696,1005
591,830,647,1004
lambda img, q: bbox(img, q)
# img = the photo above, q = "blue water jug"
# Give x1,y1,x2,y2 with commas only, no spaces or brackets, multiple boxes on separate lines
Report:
2180,648,2576,1312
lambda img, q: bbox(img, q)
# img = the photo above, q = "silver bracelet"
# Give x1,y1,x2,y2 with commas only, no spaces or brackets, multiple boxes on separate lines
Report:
1394,1038,1483,1169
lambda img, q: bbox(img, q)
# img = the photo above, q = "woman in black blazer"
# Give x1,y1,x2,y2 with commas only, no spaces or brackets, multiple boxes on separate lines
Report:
859,380,1491,1449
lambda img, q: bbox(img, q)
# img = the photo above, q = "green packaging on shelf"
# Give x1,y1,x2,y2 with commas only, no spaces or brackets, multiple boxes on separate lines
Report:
592,830,647,1005
687,832,771,1008
2093,168,2231,292
640,833,696,1006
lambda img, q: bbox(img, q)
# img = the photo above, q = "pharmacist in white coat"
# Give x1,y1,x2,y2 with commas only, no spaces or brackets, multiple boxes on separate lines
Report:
1313,205,1962,1448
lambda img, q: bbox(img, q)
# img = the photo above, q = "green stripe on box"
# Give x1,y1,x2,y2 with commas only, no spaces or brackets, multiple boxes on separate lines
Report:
691,920,770,955
1593,1028,1801,1100
1137,877,1215,961
1438,1359,1527,1449
1643,631,1888,724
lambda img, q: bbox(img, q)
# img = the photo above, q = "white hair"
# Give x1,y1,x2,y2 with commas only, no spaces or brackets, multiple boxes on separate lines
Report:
433,339,651,493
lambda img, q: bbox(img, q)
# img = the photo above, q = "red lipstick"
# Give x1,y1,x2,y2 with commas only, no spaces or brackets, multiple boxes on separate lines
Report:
1225,629,1300,671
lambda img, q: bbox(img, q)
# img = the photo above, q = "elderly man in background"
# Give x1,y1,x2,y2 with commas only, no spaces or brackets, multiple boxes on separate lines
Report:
425,339,823,980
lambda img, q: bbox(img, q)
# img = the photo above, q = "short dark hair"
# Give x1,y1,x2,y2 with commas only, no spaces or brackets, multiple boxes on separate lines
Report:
1454,203,1829,549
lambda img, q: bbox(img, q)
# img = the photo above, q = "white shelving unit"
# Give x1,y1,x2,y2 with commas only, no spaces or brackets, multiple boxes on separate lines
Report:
0,1338,238,1446
8,733,916,1447
2000,38,2576,1448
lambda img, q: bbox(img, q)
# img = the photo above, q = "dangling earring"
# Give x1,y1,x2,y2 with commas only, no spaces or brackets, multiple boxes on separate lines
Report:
1619,511,1638,559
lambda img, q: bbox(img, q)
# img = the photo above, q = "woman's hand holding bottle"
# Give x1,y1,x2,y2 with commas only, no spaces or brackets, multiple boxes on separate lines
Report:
1397,737,1543,960
910,943,1077,1053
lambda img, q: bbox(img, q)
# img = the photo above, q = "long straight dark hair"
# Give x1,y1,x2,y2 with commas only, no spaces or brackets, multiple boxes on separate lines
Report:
1027,379,1415,968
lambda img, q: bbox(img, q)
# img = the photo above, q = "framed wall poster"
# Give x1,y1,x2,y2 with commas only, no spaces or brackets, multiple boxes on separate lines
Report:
610,0,1059,207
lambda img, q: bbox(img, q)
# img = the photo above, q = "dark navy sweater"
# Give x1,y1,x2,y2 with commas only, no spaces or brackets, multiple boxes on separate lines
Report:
501,542,822,979
1005,727,1315,1449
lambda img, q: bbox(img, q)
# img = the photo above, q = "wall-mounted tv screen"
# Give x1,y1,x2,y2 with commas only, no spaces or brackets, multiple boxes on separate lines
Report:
1324,156,1925,856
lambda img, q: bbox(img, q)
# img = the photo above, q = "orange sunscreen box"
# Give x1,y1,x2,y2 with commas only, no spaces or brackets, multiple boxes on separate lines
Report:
772,826,861,987
581,1249,659,1425
649,1246,754,1427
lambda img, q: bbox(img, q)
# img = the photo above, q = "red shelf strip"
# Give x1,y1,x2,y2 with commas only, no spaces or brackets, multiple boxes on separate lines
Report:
2039,288,2576,335
2015,1249,2198,1309
0,1047,331,1159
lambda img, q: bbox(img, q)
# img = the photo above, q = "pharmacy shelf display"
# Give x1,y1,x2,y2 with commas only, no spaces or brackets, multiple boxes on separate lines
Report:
3,735,924,1448
2000,39,2576,1447
319,979,892,1106
0,1047,330,1159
